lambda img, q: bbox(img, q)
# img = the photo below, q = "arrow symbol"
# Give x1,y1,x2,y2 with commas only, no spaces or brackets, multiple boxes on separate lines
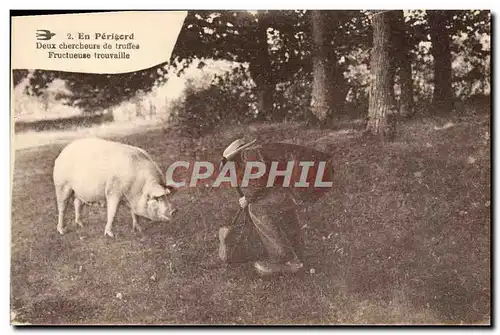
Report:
36,30,56,41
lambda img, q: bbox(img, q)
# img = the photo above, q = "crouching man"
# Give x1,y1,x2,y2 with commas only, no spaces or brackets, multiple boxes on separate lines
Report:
217,139,334,277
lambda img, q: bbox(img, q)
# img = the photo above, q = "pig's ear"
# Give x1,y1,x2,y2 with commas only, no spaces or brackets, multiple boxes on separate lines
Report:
165,185,177,195
148,183,167,198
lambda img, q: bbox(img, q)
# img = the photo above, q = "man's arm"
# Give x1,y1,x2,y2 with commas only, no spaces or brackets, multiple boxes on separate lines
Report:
238,147,273,204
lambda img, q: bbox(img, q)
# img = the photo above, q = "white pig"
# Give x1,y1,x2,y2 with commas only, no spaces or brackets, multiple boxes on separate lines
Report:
53,138,177,237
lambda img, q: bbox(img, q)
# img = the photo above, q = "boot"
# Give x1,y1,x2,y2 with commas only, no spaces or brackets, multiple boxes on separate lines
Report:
253,258,304,277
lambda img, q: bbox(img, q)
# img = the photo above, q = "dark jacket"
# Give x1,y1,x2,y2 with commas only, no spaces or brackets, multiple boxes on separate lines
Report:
234,142,334,206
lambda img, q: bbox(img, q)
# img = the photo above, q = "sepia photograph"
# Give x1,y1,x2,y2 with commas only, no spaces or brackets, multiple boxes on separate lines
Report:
10,9,491,325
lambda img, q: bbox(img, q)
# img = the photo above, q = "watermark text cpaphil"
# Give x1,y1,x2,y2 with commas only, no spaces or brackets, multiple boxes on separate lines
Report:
165,160,334,188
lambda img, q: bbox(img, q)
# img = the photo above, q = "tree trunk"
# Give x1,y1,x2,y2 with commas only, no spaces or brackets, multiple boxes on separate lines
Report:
254,87,274,120
398,47,414,117
388,51,397,107
332,66,349,106
392,10,413,117
428,10,453,113
310,10,333,122
249,11,275,121
325,11,347,113
366,11,395,139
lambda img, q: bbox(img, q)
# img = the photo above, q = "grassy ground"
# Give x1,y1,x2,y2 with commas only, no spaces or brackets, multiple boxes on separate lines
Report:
10,113,490,325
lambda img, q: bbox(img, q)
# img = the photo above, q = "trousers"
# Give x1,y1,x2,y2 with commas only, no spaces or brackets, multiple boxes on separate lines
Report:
224,190,304,263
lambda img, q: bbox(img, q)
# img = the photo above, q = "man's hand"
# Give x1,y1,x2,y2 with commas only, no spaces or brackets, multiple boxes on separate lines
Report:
239,196,249,208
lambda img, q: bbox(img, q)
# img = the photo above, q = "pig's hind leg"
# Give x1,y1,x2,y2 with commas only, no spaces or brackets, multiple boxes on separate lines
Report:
103,196,120,238
104,179,123,238
55,184,72,235
74,198,84,228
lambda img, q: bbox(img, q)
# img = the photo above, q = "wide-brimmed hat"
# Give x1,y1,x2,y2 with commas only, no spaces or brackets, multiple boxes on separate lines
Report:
222,139,257,160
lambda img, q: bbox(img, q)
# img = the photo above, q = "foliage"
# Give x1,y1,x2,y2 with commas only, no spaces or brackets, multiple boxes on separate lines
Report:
171,10,372,120
13,64,168,113
12,10,490,122
167,65,257,137
12,70,30,87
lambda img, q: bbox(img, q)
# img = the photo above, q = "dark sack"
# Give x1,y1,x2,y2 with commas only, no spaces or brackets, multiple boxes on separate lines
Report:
220,208,266,263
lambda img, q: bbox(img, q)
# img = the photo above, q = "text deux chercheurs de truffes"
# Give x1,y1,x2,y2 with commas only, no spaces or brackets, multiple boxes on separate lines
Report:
37,33,139,59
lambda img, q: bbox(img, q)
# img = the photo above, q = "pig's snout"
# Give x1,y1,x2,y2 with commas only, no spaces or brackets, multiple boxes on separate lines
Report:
158,204,177,222
161,208,177,221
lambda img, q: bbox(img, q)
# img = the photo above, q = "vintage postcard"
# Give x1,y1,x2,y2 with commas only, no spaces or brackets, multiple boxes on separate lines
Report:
10,10,491,325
